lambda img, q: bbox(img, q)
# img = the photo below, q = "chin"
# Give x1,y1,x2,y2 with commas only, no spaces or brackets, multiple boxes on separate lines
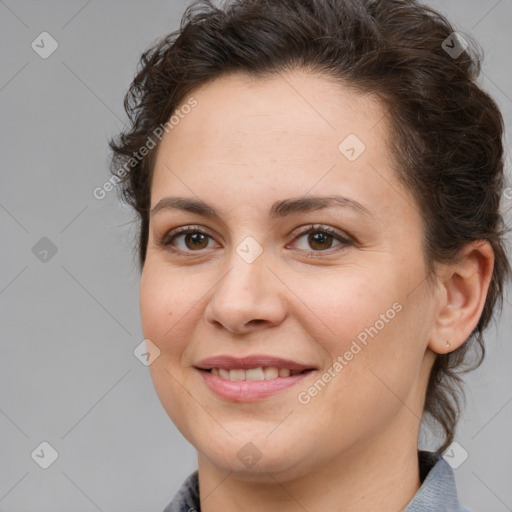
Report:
196,433,315,482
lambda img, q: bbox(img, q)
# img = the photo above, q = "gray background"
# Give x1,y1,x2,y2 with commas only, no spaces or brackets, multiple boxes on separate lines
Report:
1,0,511,510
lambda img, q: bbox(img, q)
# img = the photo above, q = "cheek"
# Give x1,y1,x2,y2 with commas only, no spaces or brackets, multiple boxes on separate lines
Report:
298,271,390,350
140,271,169,341
299,271,423,406
139,261,217,367
139,264,193,350
139,264,201,435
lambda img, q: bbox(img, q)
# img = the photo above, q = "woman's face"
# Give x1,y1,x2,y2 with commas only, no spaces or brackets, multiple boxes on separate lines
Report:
140,70,438,480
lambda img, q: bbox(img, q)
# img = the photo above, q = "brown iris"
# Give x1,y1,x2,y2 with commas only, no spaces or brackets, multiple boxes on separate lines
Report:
184,232,209,250
307,232,334,251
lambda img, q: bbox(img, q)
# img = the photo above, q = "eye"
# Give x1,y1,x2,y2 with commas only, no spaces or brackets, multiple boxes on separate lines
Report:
287,224,352,257
159,225,219,253
157,223,353,257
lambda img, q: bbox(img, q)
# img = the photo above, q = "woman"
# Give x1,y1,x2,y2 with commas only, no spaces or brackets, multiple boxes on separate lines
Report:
109,0,511,510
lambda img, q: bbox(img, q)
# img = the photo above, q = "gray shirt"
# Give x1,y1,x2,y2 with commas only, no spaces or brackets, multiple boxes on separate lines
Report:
163,450,471,512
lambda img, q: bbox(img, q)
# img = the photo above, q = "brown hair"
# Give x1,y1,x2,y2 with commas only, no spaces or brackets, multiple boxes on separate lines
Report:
109,0,511,453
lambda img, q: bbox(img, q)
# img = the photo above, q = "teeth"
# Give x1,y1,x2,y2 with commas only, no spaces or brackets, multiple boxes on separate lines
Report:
246,367,265,380
209,366,303,381
219,368,230,380
263,367,279,379
230,369,245,381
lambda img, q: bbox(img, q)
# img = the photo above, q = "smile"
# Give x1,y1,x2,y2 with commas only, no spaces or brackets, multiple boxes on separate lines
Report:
208,367,307,380
197,367,315,401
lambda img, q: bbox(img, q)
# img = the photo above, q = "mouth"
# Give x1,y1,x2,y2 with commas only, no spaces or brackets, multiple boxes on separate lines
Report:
194,355,317,401
199,366,314,381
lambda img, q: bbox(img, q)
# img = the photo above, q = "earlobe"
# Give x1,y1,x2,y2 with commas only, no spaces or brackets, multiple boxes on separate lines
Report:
428,241,494,355
429,339,453,355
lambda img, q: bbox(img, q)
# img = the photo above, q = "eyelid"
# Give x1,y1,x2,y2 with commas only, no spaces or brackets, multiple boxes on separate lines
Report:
288,223,353,244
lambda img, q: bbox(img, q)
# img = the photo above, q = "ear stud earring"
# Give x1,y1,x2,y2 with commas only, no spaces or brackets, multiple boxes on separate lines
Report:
446,341,451,349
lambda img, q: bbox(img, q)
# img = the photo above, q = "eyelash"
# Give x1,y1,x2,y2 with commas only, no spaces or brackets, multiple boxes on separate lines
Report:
157,224,353,258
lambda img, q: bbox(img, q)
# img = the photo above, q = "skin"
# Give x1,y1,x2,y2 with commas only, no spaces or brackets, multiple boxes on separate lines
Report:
140,70,494,511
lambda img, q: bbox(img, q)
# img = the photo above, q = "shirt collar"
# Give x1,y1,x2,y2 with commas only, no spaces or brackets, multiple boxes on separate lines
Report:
163,450,470,512
403,450,470,512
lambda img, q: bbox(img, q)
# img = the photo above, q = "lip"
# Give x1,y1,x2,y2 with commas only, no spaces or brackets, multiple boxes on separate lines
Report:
194,354,317,402
194,355,315,371
197,368,315,402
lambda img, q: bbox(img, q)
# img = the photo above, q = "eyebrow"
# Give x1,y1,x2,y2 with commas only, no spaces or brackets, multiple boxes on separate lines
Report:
150,195,374,219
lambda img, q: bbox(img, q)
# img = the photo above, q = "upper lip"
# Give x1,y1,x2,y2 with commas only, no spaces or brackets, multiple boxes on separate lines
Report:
195,355,316,371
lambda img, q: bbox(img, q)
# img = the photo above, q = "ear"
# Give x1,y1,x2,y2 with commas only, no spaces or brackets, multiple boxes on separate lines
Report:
428,240,495,355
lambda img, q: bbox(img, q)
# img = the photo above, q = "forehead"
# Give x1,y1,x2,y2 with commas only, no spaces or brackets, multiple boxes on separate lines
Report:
168,70,386,149
150,70,405,222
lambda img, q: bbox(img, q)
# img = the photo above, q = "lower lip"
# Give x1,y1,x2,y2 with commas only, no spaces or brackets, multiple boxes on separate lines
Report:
198,369,314,402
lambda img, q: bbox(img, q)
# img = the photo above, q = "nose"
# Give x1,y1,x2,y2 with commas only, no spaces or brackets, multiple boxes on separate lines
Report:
204,247,287,335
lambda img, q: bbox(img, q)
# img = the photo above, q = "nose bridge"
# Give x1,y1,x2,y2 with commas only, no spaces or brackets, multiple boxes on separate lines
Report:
218,234,269,301
206,234,285,331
